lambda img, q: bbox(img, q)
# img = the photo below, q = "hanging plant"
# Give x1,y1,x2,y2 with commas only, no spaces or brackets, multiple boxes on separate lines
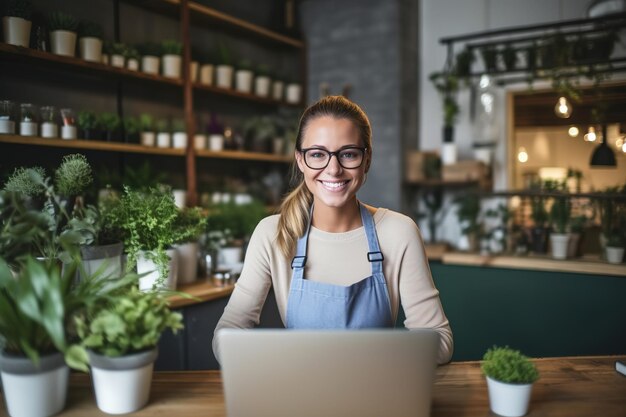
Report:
501,44,518,71
480,46,498,73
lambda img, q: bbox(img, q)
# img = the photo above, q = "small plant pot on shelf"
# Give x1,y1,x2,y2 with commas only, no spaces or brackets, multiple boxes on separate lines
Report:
190,61,199,82
272,80,285,101
142,55,159,74
549,233,570,260
110,54,125,68
127,58,139,71
79,37,102,62
0,351,69,417
137,249,178,291
193,133,207,150
209,134,225,151
235,69,254,93
156,132,171,148
286,83,302,104
606,246,624,264
2,16,32,47
162,54,182,78
140,131,155,146
50,30,77,57
88,348,158,415
216,65,234,89
172,132,187,149
255,75,271,97
200,64,214,85
486,377,533,417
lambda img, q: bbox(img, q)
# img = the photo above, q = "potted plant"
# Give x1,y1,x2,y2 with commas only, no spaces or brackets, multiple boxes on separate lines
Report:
73,287,183,414
155,118,170,148
48,12,78,57
548,192,571,260
172,207,208,284
429,71,459,165
98,112,122,142
455,192,482,252
481,346,539,417
139,113,155,146
171,118,187,149
605,231,625,264
138,41,160,75
125,45,141,71
243,116,276,153
272,74,285,101
119,186,181,291
216,42,234,89
199,50,215,86
108,42,126,68
77,110,102,140
455,46,475,85
78,19,103,62
235,59,254,94
285,77,303,104
254,64,272,97
123,115,140,143
161,39,182,79
2,0,32,47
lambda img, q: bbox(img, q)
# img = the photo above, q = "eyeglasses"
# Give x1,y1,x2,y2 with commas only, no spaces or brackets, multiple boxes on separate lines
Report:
300,146,367,170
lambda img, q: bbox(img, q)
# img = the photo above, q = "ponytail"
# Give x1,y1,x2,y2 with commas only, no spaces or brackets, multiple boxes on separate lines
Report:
276,178,313,259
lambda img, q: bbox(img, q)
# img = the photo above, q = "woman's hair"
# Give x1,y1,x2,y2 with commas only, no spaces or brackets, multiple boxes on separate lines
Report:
276,95,373,258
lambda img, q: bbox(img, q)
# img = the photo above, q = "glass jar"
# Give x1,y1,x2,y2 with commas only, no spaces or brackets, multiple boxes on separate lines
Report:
19,103,38,137
40,105,58,138
0,100,16,134
60,108,77,140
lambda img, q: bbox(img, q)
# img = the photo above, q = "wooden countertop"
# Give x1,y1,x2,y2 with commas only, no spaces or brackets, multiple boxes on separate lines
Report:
5,356,622,416
441,252,626,277
168,279,234,308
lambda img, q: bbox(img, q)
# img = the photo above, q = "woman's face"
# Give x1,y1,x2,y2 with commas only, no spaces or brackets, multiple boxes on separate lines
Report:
295,116,370,210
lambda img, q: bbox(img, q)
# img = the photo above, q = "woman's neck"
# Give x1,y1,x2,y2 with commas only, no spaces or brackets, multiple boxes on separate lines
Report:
311,199,362,233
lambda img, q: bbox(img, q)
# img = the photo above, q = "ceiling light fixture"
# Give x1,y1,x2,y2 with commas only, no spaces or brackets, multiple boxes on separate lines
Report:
584,126,597,142
590,125,617,167
554,96,572,118
568,126,579,137
517,147,528,163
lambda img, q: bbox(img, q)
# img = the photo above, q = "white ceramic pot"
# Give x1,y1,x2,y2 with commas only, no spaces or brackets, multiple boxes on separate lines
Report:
137,249,178,291
190,61,198,82
550,233,570,260
606,247,625,264
175,241,199,284
0,119,16,134
200,64,214,85
194,133,207,150
61,125,77,139
216,65,234,89
0,351,69,417
209,134,225,151
218,246,243,267
172,132,187,149
162,54,182,78
142,55,159,74
80,242,123,283
272,80,285,101
20,121,37,136
286,83,302,104
101,53,109,65
2,16,31,47
486,377,533,417
50,30,77,57
441,142,457,165
79,37,102,62
127,58,139,71
89,349,157,415
140,131,156,147
273,137,285,155
172,189,186,209
156,132,171,148
235,69,253,93
255,75,271,97
41,121,58,138
110,54,125,68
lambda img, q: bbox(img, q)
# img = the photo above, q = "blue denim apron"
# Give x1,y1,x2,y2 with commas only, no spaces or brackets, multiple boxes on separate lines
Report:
286,202,393,328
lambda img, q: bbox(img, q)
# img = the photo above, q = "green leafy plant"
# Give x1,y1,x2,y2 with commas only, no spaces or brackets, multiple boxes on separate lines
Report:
3,166,46,196
48,12,78,32
138,41,161,57
161,39,182,56
455,192,482,236
78,19,103,39
74,287,183,359
55,154,93,197
206,200,267,244
155,118,169,133
125,46,140,61
171,118,186,132
122,161,167,191
606,230,625,248
481,346,539,384
256,64,271,77
429,72,459,128
549,195,571,234
98,112,122,131
77,110,99,130
108,42,127,56
4,0,32,19
238,59,252,72
173,207,207,244
124,116,141,135
139,113,154,131
217,41,232,66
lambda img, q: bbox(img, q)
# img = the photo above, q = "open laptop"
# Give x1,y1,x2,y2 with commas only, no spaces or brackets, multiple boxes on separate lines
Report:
219,329,439,417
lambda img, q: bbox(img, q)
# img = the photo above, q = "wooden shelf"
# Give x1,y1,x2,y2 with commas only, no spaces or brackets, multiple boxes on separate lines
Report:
168,279,234,309
193,83,303,108
196,148,292,163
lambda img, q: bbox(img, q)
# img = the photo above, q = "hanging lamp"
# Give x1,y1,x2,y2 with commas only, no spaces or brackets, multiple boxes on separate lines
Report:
590,124,616,167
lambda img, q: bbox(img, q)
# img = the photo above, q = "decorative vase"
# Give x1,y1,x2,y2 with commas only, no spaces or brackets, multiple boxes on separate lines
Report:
50,30,77,57
567,233,581,258
79,37,102,62
2,16,31,47
486,377,533,417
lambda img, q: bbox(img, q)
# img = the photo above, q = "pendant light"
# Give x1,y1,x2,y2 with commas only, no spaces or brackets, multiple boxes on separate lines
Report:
517,147,528,163
590,124,616,167
554,96,572,118
568,126,579,137
584,126,597,142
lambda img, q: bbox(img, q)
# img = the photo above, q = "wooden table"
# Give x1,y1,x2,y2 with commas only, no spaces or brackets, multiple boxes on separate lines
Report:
1,356,624,416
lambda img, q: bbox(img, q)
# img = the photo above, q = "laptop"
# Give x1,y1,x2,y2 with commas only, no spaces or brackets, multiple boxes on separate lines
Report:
219,329,439,417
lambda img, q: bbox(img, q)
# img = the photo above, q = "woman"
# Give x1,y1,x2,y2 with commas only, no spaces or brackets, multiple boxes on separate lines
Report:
213,95,453,364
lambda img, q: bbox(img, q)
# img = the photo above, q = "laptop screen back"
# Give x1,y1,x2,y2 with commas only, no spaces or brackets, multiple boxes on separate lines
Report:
219,329,439,417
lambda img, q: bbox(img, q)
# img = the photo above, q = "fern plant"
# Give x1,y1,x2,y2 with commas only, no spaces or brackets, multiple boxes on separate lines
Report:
481,346,539,384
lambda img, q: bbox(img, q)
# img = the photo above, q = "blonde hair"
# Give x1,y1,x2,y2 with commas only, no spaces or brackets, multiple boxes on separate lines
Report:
276,95,372,258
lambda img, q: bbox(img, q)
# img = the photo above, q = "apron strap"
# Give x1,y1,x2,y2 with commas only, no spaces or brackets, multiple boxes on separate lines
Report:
359,202,384,276
291,204,314,269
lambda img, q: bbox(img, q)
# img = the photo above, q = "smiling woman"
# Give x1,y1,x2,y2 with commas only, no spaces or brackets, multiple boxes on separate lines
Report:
212,96,454,365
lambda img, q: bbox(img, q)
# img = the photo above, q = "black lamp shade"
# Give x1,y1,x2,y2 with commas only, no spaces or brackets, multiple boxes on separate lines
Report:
590,125,617,167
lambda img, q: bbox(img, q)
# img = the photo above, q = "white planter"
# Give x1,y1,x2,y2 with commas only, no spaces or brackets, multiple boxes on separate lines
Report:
174,242,199,284
286,83,302,104
61,125,77,139
172,131,187,148
0,119,16,134
216,65,234,89
162,54,182,78
79,37,102,62
41,122,58,138
2,16,31,47
200,64,214,85
127,58,139,71
235,69,253,93
218,246,243,267
101,53,109,65
50,30,77,57
156,132,171,148
209,134,224,151
0,351,69,417
255,75,271,97
173,189,186,208
194,133,207,150
190,61,198,82
89,349,157,415
110,54,125,68
20,121,37,136
606,246,625,264
140,131,156,147
441,142,457,165
80,242,124,285
137,249,178,291
486,377,533,417
272,80,285,101
550,233,570,260
142,55,159,75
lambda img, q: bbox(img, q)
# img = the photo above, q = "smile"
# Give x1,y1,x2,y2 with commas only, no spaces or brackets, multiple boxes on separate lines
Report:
319,180,349,191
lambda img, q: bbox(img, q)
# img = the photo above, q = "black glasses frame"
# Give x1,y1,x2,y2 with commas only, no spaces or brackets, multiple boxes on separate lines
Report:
299,146,368,170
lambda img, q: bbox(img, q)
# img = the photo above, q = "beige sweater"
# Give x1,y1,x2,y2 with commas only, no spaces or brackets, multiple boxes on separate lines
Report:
212,208,453,364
